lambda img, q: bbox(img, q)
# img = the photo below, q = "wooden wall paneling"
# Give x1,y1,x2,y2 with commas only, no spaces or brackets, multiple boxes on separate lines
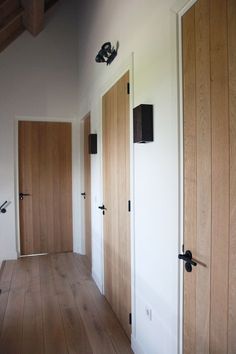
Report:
228,0,236,352
103,86,118,309
42,123,53,253
210,0,229,352
61,123,73,252
117,72,131,333
19,121,73,255
195,0,211,352
19,122,39,254
182,7,197,353
102,72,131,337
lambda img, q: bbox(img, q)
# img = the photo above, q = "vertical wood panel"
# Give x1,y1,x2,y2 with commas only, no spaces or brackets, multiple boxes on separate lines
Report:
103,72,131,337
117,73,131,331
195,1,211,352
19,121,73,255
183,0,235,352
83,115,92,268
228,0,236,352
210,0,229,352
182,7,197,353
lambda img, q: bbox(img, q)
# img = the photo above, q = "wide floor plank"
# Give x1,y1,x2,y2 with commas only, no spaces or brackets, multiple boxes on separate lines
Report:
0,253,132,354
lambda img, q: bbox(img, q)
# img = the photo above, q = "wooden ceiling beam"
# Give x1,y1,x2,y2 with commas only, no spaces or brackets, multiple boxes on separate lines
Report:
21,0,44,36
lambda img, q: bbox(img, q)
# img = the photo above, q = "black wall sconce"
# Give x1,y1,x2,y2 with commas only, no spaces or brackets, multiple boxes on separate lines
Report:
88,134,97,154
133,104,154,143
95,42,118,65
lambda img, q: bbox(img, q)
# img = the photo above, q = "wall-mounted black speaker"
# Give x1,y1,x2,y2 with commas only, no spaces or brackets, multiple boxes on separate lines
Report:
88,134,97,154
133,104,153,143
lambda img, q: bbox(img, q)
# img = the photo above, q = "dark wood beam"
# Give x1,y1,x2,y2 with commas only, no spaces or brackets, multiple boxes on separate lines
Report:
21,0,44,36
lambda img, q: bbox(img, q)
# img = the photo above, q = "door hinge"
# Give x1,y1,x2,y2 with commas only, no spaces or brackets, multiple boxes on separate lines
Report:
128,200,131,212
127,82,130,95
129,313,132,325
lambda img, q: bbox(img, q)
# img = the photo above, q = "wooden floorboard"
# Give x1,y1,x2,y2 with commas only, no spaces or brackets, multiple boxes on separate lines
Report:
0,253,132,354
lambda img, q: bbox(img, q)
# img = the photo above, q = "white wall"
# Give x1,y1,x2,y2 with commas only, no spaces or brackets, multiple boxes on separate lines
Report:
77,0,187,353
0,0,79,264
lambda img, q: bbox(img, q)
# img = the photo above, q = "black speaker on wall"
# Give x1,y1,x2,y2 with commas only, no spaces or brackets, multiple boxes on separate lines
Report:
88,134,97,154
133,104,153,143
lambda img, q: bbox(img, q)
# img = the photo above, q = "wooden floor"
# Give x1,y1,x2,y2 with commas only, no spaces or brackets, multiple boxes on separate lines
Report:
0,253,133,354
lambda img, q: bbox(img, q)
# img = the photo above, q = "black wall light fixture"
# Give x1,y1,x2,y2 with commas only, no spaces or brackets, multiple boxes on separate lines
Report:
95,42,118,65
133,104,154,143
88,134,97,154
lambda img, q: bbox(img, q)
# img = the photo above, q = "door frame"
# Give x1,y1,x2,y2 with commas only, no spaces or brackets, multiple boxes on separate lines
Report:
175,1,198,353
80,112,91,259
98,56,135,337
14,116,81,257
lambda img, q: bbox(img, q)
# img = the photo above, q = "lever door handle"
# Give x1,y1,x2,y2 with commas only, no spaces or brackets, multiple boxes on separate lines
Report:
81,192,86,199
19,193,31,200
98,205,107,215
98,205,107,210
0,201,7,213
178,250,197,272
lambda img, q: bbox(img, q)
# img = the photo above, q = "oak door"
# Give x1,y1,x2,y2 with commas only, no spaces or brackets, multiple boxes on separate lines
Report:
102,72,131,337
83,114,92,268
19,121,73,255
182,0,236,352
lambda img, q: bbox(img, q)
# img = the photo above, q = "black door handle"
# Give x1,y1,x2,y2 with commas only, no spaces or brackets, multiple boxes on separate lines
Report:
81,192,86,199
178,250,197,272
98,205,107,215
98,205,107,210
0,201,7,213
19,193,31,200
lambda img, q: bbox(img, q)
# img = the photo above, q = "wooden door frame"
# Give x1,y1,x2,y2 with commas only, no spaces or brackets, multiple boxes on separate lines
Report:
98,56,135,339
14,116,81,257
174,1,198,353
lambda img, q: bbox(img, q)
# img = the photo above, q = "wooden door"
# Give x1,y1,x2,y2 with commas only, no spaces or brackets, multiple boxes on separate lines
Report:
102,72,131,337
182,0,236,352
19,121,73,255
83,115,92,268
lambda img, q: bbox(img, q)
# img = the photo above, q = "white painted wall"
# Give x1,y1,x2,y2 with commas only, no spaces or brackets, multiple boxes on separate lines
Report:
77,0,188,353
0,0,80,265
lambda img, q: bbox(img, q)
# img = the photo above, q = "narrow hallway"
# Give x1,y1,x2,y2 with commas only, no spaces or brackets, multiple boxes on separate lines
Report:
0,253,133,354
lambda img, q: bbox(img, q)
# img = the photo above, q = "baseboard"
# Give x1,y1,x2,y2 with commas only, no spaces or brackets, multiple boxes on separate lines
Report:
132,335,146,354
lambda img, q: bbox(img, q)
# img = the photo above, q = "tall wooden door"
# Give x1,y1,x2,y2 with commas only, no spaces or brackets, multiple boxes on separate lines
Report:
182,0,236,352
102,72,131,337
19,121,73,255
83,115,92,268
